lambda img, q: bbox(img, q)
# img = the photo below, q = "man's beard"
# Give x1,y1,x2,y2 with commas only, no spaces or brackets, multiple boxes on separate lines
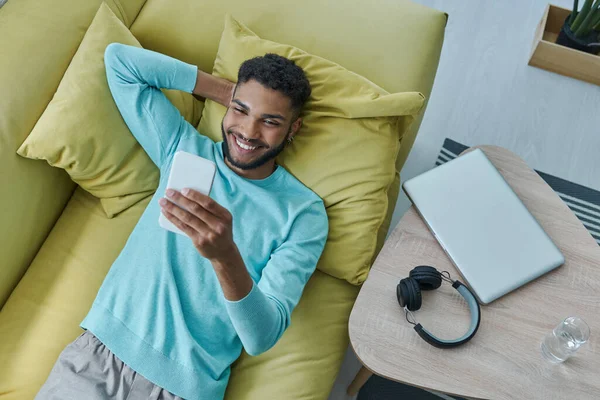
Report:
221,120,290,171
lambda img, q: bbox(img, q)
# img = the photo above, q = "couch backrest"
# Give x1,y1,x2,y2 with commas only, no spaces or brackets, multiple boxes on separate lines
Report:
0,0,147,309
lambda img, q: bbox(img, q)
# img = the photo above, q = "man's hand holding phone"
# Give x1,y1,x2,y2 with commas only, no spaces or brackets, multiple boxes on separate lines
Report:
159,189,236,262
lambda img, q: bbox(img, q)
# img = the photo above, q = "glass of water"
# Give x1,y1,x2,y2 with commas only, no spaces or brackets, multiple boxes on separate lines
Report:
541,316,590,363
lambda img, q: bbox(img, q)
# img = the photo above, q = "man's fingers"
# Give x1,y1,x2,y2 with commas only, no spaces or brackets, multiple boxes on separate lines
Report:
165,190,220,228
160,198,209,233
181,188,231,221
161,208,196,237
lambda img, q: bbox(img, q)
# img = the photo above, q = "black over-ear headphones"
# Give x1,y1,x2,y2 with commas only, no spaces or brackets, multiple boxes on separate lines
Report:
396,265,481,348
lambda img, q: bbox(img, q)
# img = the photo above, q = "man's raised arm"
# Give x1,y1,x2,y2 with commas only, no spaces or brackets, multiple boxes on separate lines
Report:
104,43,234,167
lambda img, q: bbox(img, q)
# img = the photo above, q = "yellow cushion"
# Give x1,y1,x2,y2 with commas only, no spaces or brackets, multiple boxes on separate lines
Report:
197,15,425,284
16,2,199,218
0,186,359,400
0,0,146,309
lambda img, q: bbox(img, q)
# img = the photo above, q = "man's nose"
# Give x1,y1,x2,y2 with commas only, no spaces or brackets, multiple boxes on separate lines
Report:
240,119,260,140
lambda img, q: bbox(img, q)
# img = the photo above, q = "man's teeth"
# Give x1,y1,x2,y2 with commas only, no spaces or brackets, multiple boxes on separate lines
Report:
236,138,257,150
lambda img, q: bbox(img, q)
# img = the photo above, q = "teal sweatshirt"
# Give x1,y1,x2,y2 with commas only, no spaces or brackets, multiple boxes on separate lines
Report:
80,43,328,400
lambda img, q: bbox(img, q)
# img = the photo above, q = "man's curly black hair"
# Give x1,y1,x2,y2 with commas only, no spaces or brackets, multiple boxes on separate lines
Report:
237,53,311,115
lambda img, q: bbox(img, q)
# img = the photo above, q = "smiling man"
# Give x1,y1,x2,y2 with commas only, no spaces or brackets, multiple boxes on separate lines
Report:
35,43,327,400
221,56,305,178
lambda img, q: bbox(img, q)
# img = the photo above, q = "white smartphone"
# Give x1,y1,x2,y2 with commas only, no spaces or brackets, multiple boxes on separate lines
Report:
158,151,217,236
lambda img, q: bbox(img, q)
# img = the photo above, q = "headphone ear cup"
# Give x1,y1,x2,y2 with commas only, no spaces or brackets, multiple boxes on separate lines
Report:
397,277,422,311
410,265,442,291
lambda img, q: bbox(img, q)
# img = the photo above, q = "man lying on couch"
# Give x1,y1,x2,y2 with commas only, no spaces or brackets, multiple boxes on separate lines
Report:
36,43,328,400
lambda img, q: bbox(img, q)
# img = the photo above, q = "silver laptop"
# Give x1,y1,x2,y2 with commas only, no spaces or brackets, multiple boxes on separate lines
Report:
402,148,565,304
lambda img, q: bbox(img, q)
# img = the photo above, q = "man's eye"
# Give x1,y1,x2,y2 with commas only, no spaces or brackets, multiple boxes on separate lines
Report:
264,120,278,126
234,108,245,114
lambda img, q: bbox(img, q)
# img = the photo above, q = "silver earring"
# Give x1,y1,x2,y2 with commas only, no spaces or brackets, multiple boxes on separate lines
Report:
288,137,295,143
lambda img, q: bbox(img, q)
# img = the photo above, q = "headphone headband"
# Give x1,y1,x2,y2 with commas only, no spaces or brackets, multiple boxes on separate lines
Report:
397,266,481,348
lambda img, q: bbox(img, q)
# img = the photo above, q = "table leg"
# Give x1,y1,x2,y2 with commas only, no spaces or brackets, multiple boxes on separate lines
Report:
346,365,373,396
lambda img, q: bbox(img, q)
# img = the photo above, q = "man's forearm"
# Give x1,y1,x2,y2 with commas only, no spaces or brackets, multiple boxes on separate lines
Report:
211,245,254,301
193,70,235,107
218,247,283,356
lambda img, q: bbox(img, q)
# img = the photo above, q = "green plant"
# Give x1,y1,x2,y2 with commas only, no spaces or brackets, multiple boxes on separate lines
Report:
569,0,600,38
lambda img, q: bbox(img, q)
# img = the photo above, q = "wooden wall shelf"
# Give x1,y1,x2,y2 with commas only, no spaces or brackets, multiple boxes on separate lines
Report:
529,4,600,86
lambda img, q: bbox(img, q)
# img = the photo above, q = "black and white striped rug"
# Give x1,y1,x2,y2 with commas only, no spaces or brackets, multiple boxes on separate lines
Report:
358,138,600,400
438,139,600,246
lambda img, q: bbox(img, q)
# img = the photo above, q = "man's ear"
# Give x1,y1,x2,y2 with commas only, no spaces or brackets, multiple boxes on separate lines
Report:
289,117,303,140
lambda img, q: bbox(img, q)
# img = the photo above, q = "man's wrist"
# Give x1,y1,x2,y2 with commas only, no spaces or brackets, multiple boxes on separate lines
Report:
210,244,242,269
218,80,235,107
192,70,235,108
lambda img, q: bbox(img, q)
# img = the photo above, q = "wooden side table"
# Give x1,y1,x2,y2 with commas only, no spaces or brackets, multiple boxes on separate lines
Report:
348,146,600,399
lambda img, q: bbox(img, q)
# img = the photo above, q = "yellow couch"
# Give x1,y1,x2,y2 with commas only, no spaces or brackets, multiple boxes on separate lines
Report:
0,0,446,398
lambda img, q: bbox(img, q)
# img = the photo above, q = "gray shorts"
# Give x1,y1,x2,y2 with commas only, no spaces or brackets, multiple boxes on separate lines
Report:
35,330,184,400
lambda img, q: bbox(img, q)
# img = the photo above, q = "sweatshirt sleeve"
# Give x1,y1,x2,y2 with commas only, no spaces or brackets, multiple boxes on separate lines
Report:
103,43,198,168
224,200,329,356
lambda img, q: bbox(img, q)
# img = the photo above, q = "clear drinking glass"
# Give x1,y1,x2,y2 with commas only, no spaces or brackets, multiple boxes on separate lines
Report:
541,316,590,363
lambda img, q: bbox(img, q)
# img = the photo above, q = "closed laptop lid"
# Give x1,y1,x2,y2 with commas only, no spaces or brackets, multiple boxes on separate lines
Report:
402,148,565,304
